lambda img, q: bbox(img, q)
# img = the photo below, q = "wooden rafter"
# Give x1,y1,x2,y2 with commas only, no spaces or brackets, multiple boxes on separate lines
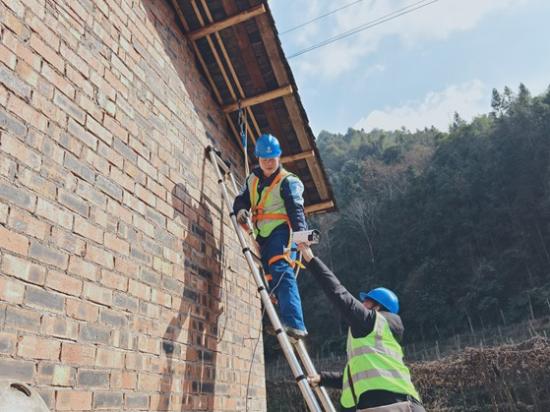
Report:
280,150,315,164
171,0,247,152
255,12,331,202
222,85,293,113
187,4,266,41
305,201,334,215
196,0,261,142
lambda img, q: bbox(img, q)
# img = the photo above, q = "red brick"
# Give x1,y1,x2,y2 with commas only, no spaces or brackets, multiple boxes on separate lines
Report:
100,269,127,291
66,298,98,322
83,282,112,306
0,84,8,107
110,166,134,191
133,213,154,237
17,167,56,199
137,372,158,392
32,91,59,120
114,257,139,278
41,62,75,99
104,232,129,256
151,289,171,308
86,116,112,145
82,148,109,175
8,206,49,240
59,42,89,77
0,224,29,255
74,216,103,244
78,92,103,121
3,10,24,34
36,198,74,229
0,332,17,354
17,335,61,360
2,253,46,284
15,59,39,88
56,390,92,411
60,342,95,366
122,370,137,389
135,184,156,207
85,244,114,269
128,279,150,300
51,228,86,257
52,365,72,386
0,44,17,70
106,199,132,224
0,276,25,304
138,335,159,355
68,256,98,281
29,33,64,72
95,347,124,368
46,270,82,296
1,133,42,170
41,314,78,340
103,115,128,142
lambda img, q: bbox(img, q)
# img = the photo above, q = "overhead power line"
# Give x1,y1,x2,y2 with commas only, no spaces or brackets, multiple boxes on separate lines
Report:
287,0,441,59
280,0,366,35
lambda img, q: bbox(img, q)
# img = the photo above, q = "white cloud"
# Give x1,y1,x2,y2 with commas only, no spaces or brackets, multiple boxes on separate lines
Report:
287,0,526,78
354,80,489,131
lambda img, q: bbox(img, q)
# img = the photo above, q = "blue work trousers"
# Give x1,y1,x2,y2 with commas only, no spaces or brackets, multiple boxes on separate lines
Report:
258,225,306,331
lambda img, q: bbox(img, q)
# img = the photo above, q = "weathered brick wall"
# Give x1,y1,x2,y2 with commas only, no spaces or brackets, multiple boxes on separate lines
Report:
0,0,265,410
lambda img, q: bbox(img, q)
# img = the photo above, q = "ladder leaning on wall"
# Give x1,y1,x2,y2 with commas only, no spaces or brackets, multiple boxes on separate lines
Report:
206,146,336,412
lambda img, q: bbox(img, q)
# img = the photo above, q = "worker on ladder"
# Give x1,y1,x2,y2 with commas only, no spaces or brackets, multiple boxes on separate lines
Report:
233,133,308,340
297,244,426,412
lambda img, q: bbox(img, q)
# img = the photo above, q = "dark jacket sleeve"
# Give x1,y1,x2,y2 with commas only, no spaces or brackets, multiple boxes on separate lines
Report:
306,257,376,338
281,176,308,232
319,371,343,389
232,176,251,215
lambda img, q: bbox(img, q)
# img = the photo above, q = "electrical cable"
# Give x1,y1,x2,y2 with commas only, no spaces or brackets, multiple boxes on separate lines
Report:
288,0,441,59
280,0,366,35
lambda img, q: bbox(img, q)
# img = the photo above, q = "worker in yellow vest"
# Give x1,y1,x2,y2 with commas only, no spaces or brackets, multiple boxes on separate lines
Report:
297,244,425,412
233,133,308,339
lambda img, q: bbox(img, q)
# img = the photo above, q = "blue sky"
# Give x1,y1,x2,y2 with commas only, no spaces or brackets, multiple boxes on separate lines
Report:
269,0,550,135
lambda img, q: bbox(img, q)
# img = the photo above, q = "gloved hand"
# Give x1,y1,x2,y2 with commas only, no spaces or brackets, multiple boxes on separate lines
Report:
236,209,250,224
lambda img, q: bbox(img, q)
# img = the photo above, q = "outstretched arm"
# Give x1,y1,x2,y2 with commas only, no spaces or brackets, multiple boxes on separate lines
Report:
299,246,376,337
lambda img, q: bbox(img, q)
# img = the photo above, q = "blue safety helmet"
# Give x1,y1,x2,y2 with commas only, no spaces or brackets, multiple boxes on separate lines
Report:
255,133,282,158
359,287,399,314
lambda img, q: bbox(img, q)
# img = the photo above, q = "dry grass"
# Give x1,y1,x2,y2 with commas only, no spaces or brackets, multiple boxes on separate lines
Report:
267,337,550,412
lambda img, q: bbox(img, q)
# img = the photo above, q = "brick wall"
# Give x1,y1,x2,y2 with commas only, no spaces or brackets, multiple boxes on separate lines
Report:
0,0,266,410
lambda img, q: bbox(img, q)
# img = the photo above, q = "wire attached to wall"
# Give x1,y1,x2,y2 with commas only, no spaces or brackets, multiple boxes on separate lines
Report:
237,101,250,176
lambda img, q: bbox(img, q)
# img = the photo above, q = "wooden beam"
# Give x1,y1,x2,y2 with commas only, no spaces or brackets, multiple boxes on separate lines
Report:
280,150,315,164
305,201,335,215
255,12,331,201
222,85,293,113
187,4,266,41
197,0,261,141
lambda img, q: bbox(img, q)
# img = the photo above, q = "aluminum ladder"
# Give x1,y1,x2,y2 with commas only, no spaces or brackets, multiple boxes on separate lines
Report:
207,146,336,412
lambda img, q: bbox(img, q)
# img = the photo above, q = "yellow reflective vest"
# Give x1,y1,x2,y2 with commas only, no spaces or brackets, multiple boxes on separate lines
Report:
340,312,420,409
247,168,292,237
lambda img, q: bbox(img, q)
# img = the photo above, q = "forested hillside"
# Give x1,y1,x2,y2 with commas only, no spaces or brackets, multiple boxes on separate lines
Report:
297,84,550,353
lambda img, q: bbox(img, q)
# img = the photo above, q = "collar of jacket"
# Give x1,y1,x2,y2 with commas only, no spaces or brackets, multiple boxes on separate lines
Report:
253,166,282,185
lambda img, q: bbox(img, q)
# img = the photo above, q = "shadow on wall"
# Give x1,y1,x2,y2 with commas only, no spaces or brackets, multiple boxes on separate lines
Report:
158,178,224,411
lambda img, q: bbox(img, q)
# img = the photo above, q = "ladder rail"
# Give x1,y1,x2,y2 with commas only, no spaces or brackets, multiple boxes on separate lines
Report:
294,340,338,412
207,147,323,412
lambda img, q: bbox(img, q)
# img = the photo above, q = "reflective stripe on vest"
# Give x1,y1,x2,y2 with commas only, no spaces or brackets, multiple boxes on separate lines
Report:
247,169,291,237
340,313,420,408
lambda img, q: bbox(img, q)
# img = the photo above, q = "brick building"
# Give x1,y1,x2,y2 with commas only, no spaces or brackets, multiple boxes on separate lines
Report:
0,0,333,411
